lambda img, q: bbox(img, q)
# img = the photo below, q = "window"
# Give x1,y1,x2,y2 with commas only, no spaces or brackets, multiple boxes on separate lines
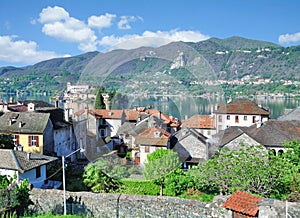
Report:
235,116,239,123
218,115,222,122
99,129,107,138
145,146,150,153
226,115,230,120
244,116,247,121
207,130,211,135
36,166,41,178
28,135,39,147
252,116,256,123
12,134,19,145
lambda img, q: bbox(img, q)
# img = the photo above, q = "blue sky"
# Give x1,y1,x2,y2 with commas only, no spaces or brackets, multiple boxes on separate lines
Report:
0,0,300,67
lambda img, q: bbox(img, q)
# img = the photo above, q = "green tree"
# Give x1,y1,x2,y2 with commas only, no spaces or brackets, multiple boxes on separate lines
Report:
83,157,129,193
283,139,300,172
190,145,296,199
143,148,180,196
94,86,106,109
0,134,15,149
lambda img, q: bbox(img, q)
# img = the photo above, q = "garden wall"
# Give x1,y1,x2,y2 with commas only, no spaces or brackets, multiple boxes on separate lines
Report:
29,188,300,218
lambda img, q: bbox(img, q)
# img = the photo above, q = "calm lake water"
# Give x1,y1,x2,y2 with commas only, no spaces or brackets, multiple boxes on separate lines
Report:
2,93,300,120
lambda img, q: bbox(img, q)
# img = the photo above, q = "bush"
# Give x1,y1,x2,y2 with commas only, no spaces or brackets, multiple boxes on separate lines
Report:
120,178,160,196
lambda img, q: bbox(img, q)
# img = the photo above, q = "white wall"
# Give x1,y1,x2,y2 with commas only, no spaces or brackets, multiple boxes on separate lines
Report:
139,146,167,168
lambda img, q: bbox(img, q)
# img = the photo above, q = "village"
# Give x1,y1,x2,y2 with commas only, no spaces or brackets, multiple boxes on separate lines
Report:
1,82,300,217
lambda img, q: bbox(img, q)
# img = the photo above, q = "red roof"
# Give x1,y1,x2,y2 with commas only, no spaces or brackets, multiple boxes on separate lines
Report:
124,110,139,121
134,126,171,146
182,115,215,129
90,109,124,119
222,190,262,216
214,98,270,115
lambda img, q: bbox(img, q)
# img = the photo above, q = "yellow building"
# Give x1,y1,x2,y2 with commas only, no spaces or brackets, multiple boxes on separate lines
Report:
0,112,53,155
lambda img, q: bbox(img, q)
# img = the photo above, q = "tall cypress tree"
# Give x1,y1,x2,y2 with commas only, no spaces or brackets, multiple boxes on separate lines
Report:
95,86,106,109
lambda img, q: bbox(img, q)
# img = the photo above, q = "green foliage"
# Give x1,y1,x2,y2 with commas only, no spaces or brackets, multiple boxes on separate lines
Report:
0,175,9,189
83,157,129,193
143,149,181,180
120,178,160,196
143,148,180,196
283,139,300,172
94,86,106,109
190,145,296,199
164,168,196,196
0,134,15,149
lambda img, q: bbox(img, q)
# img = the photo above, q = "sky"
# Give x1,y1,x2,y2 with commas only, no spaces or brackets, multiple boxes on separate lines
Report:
0,0,300,67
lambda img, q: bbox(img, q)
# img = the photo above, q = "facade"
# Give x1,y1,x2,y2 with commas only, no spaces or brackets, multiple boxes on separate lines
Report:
133,126,171,167
213,98,270,132
172,128,209,169
0,112,53,155
181,115,216,138
0,149,57,188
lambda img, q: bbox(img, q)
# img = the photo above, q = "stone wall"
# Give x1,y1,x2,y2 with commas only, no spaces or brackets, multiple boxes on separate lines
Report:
29,188,300,218
29,189,229,218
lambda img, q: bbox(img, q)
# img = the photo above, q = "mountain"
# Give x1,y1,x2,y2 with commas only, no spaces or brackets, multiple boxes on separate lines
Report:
0,37,300,96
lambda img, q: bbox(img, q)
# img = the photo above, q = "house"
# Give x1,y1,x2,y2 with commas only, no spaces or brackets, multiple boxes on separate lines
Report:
171,128,211,169
213,98,270,132
133,126,171,167
222,190,262,217
210,120,300,156
0,149,57,188
0,112,54,155
181,115,216,138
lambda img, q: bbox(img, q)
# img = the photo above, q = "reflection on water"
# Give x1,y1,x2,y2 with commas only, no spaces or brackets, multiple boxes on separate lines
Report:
3,94,300,120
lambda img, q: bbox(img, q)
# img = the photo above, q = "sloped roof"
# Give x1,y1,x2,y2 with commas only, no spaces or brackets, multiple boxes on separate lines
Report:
37,108,70,129
89,109,124,119
135,126,171,146
214,98,270,115
0,149,57,173
124,110,139,121
182,115,215,129
0,112,50,134
212,120,300,148
17,100,54,108
244,120,300,147
222,190,262,216
278,106,300,121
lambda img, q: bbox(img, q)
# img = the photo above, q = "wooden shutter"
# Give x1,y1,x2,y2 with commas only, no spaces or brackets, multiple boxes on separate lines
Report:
16,135,20,145
36,136,39,147
28,136,31,147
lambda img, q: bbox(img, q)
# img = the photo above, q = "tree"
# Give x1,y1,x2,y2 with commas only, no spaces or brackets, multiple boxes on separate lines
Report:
189,145,296,199
0,134,15,149
143,148,180,196
283,139,300,172
94,86,106,109
83,157,129,193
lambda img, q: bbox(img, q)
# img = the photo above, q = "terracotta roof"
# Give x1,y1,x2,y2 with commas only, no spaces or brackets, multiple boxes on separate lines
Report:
89,109,124,119
134,126,171,146
182,115,215,129
0,149,57,173
124,110,139,121
214,98,270,115
222,190,262,216
146,109,181,127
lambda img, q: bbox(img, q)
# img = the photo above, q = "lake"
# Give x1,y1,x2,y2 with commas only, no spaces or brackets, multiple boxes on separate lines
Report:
2,93,300,120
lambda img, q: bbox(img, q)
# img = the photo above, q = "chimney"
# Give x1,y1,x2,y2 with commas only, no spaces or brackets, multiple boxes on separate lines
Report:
154,131,161,138
55,100,59,108
28,103,35,112
27,152,31,161
19,121,22,128
9,97,14,104
9,119,12,125
185,115,188,121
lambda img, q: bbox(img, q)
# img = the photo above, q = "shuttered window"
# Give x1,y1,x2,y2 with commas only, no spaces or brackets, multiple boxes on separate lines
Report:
28,135,39,147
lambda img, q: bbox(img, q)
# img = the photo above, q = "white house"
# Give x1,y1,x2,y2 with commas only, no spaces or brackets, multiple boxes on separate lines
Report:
0,149,57,188
213,98,270,132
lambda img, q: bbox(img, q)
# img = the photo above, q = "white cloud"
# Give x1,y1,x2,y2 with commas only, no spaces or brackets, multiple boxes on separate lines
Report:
39,6,97,52
88,13,116,30
98,29,210,50
117,16,143,30
0,35,69,65
38,6,69,23
278,32,300,44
